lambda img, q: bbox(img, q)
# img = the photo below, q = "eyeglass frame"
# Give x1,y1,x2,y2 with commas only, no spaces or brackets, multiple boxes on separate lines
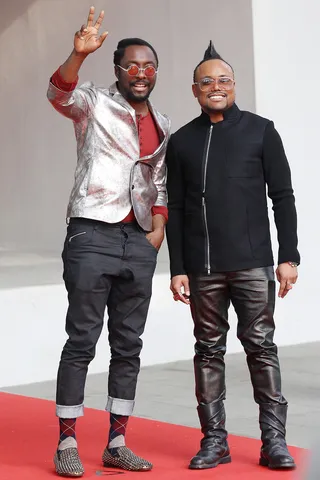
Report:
193,76,235,92
116,64,159,77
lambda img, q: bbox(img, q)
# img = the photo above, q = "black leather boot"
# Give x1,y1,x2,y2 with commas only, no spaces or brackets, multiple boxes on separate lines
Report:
189,400,231,470
259,404,296,469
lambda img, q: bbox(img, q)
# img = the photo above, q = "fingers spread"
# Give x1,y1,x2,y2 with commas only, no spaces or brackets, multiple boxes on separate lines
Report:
87,6,95,27
94,10,105,30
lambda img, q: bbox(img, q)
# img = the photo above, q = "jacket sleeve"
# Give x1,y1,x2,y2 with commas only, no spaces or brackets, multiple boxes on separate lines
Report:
152,121,171,208
262,121,300,265
47,78,97,123
166,137,187,277
152,149,167,207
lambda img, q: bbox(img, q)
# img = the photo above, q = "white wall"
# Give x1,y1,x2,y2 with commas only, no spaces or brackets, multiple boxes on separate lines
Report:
251,0,320,343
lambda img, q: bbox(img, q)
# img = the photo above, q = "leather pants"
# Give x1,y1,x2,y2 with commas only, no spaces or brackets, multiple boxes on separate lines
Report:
189,267,287,407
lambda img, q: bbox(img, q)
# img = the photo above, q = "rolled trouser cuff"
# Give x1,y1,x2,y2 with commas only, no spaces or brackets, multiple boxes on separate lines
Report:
56,403,84,418
105,396,135,416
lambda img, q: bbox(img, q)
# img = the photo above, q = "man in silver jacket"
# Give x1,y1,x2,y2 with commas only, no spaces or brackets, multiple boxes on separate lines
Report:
46,7,170,477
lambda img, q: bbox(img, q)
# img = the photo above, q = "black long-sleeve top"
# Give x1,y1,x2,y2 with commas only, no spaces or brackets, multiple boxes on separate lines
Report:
166,104,300,277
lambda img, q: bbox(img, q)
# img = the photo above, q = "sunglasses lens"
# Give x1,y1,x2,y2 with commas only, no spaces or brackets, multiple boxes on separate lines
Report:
127,65,139,76
144,66,156,77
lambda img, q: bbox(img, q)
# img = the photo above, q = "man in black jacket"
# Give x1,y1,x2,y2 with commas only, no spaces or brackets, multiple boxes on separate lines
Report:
166,42,300,471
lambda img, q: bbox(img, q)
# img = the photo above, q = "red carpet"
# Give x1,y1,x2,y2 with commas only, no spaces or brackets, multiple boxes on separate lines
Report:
0,392,306,479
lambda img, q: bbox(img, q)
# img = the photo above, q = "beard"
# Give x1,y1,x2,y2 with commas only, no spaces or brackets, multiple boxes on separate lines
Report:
124,80,155,103
126,89,151,103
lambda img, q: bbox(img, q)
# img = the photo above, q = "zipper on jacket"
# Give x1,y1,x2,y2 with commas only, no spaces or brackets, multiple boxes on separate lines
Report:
202,125,213,275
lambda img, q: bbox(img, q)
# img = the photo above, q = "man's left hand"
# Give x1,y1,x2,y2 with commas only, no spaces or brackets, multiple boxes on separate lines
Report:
276,262,298,298
146,227,164,251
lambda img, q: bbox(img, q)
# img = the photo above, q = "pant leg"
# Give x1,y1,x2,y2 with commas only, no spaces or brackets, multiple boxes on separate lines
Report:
105,224,158,416
56,219,122,418
229,267,287,405
189,273,230,405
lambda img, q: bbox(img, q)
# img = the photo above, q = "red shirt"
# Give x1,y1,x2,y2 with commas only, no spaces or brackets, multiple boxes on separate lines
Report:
122,111,164,222
51,68,168,224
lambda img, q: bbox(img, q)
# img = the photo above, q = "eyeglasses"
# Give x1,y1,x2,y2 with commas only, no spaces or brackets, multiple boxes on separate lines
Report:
117,64,158,77
194,76,234,92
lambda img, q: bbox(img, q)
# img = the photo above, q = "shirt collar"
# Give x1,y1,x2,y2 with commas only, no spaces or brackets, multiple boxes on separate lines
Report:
199,102,242,127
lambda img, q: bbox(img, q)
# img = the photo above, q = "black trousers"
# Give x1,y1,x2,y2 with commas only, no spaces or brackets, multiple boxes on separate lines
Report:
56,218,158,419
189,267,287,407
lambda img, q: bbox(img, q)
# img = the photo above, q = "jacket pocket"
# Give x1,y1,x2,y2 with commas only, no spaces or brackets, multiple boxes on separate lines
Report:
68,231,87,243
66,224,95,248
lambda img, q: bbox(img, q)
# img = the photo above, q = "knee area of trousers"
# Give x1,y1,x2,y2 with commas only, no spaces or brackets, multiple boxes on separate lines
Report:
195,342,225,358
244,344,278,358
62,344,96,363
238,329,276,350
110,341,143,358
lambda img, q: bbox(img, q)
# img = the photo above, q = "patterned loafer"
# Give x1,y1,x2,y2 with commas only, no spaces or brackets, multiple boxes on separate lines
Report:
54,447,84,477
102,446,153,471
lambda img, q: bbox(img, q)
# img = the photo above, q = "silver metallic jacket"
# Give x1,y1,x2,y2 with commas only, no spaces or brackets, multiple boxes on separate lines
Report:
47,82,170,231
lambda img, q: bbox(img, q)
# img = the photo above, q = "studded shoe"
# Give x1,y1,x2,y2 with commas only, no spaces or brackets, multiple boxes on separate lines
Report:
54,439,84,477
102,446,152,471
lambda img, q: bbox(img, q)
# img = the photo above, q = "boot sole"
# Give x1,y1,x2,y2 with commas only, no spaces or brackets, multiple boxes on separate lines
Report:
259,457,296,470
189,455,231,470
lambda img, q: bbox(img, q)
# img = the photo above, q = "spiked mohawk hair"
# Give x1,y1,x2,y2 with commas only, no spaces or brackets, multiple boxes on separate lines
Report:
193,41,234,82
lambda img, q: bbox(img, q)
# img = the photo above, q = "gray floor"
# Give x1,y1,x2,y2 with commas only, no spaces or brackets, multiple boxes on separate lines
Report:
2,342,319,450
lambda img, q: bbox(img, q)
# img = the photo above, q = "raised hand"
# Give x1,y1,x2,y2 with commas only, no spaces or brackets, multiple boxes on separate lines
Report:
74,6,108,55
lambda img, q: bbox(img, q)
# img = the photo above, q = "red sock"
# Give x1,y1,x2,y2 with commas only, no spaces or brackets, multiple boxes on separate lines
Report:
108,414,128,450
59,418,76,444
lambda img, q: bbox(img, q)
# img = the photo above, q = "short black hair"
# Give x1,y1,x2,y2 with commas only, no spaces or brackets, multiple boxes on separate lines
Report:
193,41,234,82
113,38,159,66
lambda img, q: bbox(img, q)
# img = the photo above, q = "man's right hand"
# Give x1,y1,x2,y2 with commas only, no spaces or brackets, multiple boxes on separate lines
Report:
170,275,190,305
74,6,108,56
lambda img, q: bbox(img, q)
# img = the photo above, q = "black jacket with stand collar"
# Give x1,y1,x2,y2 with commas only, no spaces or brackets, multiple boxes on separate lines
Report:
166,103,300,277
